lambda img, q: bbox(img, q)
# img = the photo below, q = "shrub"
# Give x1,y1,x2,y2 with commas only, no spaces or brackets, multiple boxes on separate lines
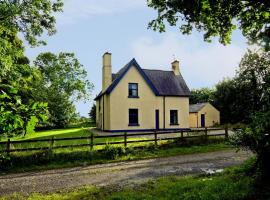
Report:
230,111,270,184
103,144,126,159
0,154,12,170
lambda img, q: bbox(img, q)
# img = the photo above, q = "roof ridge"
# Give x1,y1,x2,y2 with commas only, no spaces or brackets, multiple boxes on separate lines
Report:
143,68,172,72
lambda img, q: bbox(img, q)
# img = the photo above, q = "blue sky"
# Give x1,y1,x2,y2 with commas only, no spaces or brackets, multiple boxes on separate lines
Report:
25,0,248,117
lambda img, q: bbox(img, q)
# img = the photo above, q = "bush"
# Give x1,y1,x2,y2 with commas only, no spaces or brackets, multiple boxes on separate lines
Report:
103,144,126,159
230,111,270,184
0,154,12,170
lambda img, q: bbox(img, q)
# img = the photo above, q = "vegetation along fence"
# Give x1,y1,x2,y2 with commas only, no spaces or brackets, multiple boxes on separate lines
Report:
0,128,229,154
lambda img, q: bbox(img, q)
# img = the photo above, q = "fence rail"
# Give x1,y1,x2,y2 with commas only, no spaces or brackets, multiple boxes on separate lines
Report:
0,128,228,154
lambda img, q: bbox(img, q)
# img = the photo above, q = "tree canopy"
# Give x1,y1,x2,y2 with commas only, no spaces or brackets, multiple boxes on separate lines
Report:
148,0,270,49
32,52,93,127
0,0,63,46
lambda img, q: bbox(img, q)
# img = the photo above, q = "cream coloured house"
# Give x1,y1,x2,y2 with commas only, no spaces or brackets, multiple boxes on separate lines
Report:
94,52,191,132
189,103,220,128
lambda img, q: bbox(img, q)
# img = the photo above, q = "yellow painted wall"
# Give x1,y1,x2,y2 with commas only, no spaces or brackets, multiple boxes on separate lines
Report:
96,99,100,128
164,97,189,129
106,65,189,131
189,103,220,128
189,113,198,128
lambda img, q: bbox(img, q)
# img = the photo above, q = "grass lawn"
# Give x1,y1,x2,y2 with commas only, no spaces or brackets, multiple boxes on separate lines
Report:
3,159,270,200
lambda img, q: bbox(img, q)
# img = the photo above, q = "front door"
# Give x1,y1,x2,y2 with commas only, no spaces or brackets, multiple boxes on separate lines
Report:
201,114,205,127
155,110,159,130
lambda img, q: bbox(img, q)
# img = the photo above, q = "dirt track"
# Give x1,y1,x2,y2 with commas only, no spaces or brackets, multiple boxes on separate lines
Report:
0,150,251,196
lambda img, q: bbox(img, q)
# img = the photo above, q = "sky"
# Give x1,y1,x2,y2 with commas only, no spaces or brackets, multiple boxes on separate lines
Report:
25,0,249,117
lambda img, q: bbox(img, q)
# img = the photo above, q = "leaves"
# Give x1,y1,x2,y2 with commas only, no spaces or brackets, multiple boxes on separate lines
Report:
148,0,270,49
32,52,93,128
0,0,63,46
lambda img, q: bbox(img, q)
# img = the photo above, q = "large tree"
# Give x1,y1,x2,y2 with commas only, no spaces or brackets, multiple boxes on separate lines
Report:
0,0,63,136
0,25,47,137
33,52,93,127
148,0,270,49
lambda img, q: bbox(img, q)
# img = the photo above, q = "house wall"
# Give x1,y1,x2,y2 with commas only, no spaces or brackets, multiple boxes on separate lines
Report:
189,103,220,128
107,65,189,131
189,113,198,128
96,99,100,128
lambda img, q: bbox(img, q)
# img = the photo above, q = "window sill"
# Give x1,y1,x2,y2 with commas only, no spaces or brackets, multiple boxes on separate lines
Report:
170,123,179,126
128,123,140,126
128,96,139,98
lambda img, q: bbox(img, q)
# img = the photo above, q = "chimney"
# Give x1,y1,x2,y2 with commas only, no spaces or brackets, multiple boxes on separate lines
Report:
102,52,112,92
171,60,180,75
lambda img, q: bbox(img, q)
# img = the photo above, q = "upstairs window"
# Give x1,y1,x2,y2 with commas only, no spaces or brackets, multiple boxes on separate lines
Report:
170,110,178,125
128,83,138,98
129,109,139,126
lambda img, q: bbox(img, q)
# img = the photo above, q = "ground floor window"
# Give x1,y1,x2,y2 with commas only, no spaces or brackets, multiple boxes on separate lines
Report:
170,110,178,125
129,109,139,126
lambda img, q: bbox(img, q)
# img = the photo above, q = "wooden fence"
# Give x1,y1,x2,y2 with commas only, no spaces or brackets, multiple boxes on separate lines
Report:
0,128,228,154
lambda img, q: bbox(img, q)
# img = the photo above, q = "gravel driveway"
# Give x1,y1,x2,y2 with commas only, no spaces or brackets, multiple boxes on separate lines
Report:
0,149,251,196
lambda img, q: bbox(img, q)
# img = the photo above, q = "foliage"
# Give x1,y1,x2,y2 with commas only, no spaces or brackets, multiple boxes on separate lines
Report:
103,144,126,159
0,26,48,137
32,52,93,128
0,153,11,170
89,104,96,122
0,88,47,137
190,88,214,104
230,111,270,182
191,49,270,124
0,0,63,46
228,50,270,182
148,0,270,50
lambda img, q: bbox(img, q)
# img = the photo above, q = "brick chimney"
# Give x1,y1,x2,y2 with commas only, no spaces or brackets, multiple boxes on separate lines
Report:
102,52,112,92
171,60,180,75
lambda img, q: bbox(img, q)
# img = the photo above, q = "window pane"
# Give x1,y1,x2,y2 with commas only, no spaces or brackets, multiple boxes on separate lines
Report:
132,89,137,96
128,83,138,97
170,110,178,124
129,109,138,124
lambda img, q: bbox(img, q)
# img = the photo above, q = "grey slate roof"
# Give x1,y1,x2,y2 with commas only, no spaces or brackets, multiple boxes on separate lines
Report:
143,69,190,96
189,103,207,113
95,59,190,100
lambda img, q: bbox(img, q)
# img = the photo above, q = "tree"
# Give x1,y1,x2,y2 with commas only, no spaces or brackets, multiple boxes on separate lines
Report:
0,0,63,46
229,50,270,181
148,0,270,49
89,104,96,123
0,26,48,137
33,52,93,127
190,88,214,104
0,0,64,136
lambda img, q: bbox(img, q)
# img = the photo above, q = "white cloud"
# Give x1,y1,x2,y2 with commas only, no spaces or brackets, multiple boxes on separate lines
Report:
56,0,145,25
131,33,247,88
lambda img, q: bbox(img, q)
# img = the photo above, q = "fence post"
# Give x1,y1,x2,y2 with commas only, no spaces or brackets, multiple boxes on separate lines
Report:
225,127,229,140
154,131,157,146
50,136,54,150
124,132,127,148
6,139,10,156
90,133,94,150
204,127,208,143
181,131,184,138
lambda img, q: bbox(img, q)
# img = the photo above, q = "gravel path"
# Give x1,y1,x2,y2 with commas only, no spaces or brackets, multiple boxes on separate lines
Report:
0,150,251,196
